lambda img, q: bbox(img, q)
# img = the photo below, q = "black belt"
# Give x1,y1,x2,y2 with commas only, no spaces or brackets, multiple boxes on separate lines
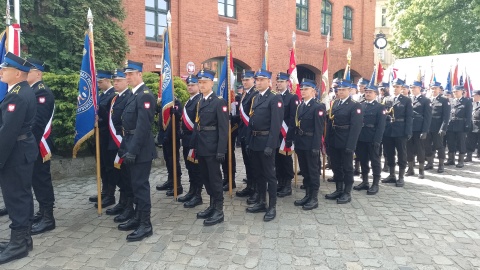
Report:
364,124,375,128
123,129,135,135
295,130,313,136
413,115,424,118
451,117,464,120
333,125,350,129
198,126,216,131
391,118,404,122
17,132,32,141
252,130,269,136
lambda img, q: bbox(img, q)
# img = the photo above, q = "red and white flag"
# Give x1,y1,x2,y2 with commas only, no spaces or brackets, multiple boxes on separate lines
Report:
39,105,55,162
7,24,21,56
288,49,300,99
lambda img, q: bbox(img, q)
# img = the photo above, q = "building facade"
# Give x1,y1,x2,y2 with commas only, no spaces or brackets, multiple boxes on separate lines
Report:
374,0,395,69
122,0,376,88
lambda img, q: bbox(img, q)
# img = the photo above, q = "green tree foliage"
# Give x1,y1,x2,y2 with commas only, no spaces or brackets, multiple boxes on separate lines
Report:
0,1,128,73
387,0,480,58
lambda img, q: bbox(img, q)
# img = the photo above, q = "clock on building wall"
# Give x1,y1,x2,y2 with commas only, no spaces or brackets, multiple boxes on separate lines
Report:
374,33,388,49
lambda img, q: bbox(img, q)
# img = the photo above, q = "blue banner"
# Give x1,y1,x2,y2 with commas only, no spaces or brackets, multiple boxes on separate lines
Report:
217,54,228,100
73,33,97,157
161,30,174,130
0,31,7,102
445,71,451,92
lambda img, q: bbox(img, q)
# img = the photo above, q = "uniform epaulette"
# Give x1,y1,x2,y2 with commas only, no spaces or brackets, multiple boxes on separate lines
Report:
271,90,278,95
350,99,358,103
39,83,45,89
11,85,21,94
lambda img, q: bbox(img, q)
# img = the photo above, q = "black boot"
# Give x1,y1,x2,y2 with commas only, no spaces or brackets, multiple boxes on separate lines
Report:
223,177,236,191
177,184,195,202
445,152,455,166
184,185,203,208
197,200,215,219
32,207,44,223
0,207,7,217
294,187,310,206
337,182,352,204
106,193,126,216
277,178,285,192
246,193,267,213
126,211,153,242
437,159,445,173
302,190,318,210
325,182,343,200
0,229,29,265
353,174,369,191
396,167,405,187
367,175,380,195
204,200,224,226
418,162,425,179
465,152,473,162
94,184,115,208
115,197,135,223
246,190,259,205
156,178,173,191
263,198,276,222
31,207,55,235
382,161,389,172
118,205,140,231
166,176,183,196
326,177,335,183
235,178,254,197
277,179,292,197
354,161,361,176
406,161,415,176
456,154,465,168
425,156,434,170
381,167,397,183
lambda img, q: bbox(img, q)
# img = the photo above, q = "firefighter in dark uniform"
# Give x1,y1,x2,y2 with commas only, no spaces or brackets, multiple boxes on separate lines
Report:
192,69,228,226
324,80,363,204
445,85,472,168
381,78,413,187
293,79,325,210
0,53,38,264
235,85,243,148
466,90,480,161
177,75,203,208
117,60,157,242
406,81,432,179
221,88,239,191
90,70,116,208
275,72,298,197
235,71,259,204
245,69,283,221
353,84,386,195
424,82,450,173
156,97,183,196
107,69,135,223
26,58,56,235
353,78,369,176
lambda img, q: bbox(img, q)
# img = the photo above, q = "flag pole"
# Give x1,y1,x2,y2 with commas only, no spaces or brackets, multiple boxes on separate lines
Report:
291,31,298,188
322,31,330,182
4,0,10,51
226,26,233,197
167,11,178,201
264,31,268,69
87,9,102,216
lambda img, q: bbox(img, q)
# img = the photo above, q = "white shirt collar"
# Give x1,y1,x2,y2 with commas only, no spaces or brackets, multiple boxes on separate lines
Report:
203,91,213,100
190,93,200,100
118,88,129,96
280,89,288,95
304,98,313,105
259,89,268,96
246,86,254,94
132,82,145,94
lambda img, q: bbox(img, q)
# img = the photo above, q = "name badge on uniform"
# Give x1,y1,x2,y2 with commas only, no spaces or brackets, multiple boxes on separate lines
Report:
38,97,46,103
144,102,151,109
7,104,15,112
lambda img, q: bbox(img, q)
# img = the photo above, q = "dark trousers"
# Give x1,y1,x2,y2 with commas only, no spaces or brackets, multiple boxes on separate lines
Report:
0,162,34,230
99,131,110,188
425,132,446,159
330,147,354,186
296,150,320,191
384,136,408,168
275,150,294,182
446,131,466,154
407,131,426,163
163,140,182,181
250,151,277,205
466,132,480,153
241,140,254,181
356,142,381,177
129,161,152,212
222,134,237,181
182,145,202,187
32,155,55,208
198,156,223,204
118,164,133,197
106,149,120,191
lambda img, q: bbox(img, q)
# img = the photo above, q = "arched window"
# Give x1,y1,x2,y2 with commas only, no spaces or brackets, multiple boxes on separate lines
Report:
343,6,353,40
296,0,309,31
321,0,332,35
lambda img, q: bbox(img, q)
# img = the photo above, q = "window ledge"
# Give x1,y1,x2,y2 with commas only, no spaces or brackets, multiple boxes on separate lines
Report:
219,16,238,24
145,41,163,48
321,35,333,40
343,39,354,44
296,30,310,36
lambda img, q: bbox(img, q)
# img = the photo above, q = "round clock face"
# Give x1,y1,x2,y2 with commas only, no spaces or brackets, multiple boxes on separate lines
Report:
375,37,387,49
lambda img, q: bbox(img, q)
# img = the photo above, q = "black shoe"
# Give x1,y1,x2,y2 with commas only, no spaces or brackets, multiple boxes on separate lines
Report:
297,170,303,176
166,187,183,197
367,176,380,195
302,191,318,210
235,187,253,197
156,180,173,191
381,167,397,183
184,196,203,208
223,181,236,191
325,182,343,200
31,207,55,235
126,212,153,242
300,184,305,189
406,162,415,176
88,194,103,203
106,194,126,216
246,192,259,205
396,168,405,187
445,153,455,166
465,152,472,162
353,170,360,176
437,159,445,173
294,188,310,206
456,154,465,168
0,229,30,265
114,198,135,223
246,201,267,213
32,208,44,223
118,210,140,231
353,175,369,191
263,207,276,222
204,202,224,226
94,196,115,208
177,185,195,202
336,193,351,204
277,180,292,198
326,177,335,183
197,201,215,219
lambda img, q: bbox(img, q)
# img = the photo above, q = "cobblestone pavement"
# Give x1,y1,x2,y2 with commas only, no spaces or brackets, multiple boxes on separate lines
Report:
1,153,480,270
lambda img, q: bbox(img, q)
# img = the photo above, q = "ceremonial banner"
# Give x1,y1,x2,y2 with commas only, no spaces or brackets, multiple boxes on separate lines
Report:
288,49,301,99
0,31,7,102
161,30,174,130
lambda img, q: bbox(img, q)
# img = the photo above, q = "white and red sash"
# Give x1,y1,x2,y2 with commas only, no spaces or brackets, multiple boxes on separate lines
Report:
239,103,250,126
108,96,123,169
279,120,294,155
183,105,198,164
39,105,55,162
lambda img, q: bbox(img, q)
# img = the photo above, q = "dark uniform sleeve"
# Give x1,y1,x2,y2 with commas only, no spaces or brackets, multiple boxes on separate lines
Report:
346,102,363,151
0,94,28,168
465,99,473,131
286,94,299,142
421,98,432,133
216,98,229,154
32,88,52,144
374,104,387,144
440,98,451,132
405,98,413,136
267,95,284,149
129,93,156,156
312,103,326,150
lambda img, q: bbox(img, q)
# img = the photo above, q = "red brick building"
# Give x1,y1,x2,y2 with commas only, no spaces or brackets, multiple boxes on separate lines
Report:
122,0,375,87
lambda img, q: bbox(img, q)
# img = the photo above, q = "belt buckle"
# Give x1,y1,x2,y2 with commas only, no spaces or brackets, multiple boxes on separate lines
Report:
391,117,395,122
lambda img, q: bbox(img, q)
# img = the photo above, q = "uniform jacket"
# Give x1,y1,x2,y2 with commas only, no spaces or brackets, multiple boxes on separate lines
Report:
383,94,413,137
98,87,115,132
181,93,201,148
0,81,39,169
163,99,182,145
238,86,258,141
108,89,132,150
411,94,432,133
294,99,325,151
31,81,55,150
358,100,386,143
279,90,299,144
326,96,363,150
448,97,472,132
246,89,284,151
472,101,480,133
120,83,158,163
429,94,450,133
192,92,228,156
